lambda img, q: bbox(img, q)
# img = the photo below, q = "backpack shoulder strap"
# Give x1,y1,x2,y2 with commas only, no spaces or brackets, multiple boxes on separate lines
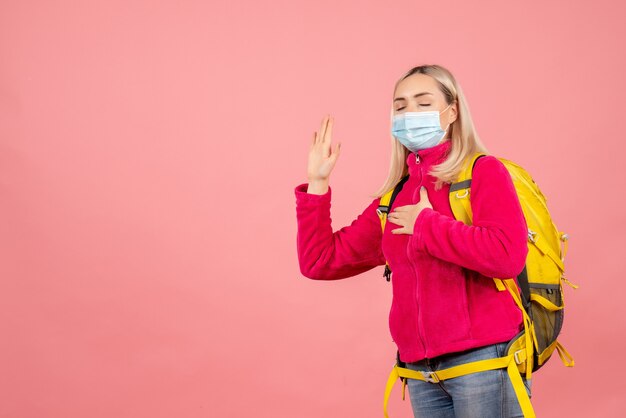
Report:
377,174,410,233
377,174,410,282
448,152,487,225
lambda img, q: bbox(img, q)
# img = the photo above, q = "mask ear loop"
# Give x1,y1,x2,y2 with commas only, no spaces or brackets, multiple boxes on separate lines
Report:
439,103,453,140
439,103,452,115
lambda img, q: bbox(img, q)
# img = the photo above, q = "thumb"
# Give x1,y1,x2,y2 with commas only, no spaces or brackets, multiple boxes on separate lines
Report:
420,186,430,200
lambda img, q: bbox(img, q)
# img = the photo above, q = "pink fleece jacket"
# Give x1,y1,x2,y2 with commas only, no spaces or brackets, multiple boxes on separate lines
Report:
294,139,529,363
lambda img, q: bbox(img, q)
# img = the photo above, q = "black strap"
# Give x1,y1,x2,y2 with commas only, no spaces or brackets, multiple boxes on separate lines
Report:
388,174,410,213
396,349,407,382
516,265,531,313
381,174,410,282
472,154,486,171
378,174,410,215
449,179,472,192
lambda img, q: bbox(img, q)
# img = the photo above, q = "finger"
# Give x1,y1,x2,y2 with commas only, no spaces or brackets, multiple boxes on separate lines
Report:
319,117,331,154
314,129,322,146
331,142,341,159
320,114,329,142
329,144,338,163
322,134,331,158
323,115,333,144
388,216,406,226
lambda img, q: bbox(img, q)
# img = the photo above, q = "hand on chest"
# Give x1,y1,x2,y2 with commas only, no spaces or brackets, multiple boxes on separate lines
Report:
408,175,452,216
381,175,453,271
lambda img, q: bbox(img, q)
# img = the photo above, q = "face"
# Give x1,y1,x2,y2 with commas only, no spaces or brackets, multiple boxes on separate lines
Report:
393,73,458,132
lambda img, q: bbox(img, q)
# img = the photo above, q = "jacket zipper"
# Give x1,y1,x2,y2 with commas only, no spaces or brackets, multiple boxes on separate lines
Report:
409,152,427,357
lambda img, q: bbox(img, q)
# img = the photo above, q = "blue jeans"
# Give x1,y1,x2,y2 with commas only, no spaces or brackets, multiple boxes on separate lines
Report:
404,342,532,418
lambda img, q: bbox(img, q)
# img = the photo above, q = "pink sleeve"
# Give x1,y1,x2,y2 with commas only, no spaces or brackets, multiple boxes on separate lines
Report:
294,183,386,280
409,156,529,279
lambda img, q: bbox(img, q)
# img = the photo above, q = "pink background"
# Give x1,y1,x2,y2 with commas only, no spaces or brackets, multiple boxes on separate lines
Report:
1,1,624,417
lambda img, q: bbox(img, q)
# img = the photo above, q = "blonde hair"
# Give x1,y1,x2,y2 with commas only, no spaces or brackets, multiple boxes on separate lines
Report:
370,64,489,198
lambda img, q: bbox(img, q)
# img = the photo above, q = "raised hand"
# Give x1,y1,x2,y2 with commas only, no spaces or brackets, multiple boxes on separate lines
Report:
308,114,341,182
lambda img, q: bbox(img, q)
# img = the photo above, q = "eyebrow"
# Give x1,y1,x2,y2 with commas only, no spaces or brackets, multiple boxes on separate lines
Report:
393,92,434,102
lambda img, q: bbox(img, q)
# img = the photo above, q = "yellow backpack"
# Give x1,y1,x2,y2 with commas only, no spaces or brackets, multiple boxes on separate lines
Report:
378,152,578,418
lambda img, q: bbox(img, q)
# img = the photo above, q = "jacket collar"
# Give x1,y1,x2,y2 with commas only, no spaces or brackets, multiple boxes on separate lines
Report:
406,139,452,175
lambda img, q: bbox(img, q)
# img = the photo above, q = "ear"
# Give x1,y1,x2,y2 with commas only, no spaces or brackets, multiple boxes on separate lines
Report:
450,100,458,124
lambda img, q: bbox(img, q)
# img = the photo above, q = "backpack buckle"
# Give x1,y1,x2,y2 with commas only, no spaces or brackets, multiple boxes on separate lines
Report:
421,371,440,383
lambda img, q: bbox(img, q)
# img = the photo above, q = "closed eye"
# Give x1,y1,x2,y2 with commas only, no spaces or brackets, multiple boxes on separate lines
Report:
395,104,431,111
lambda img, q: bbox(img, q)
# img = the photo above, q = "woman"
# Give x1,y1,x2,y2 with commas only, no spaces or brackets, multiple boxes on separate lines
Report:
294,64,532,417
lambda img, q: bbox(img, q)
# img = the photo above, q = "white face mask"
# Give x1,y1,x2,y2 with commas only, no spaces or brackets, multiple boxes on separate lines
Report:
391,103,452,153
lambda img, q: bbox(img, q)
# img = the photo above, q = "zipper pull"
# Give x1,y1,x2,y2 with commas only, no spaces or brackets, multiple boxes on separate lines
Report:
415,154,420,164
